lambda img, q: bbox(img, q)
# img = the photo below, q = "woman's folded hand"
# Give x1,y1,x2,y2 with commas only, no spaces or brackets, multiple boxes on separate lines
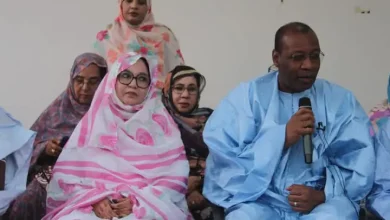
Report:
111,197,133,217
92,199,118,219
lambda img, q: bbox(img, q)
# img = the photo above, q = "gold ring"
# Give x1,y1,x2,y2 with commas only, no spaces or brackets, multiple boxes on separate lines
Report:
51,149,55,153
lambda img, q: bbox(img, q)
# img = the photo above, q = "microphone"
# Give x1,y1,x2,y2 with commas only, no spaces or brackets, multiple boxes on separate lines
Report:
299,97,313,164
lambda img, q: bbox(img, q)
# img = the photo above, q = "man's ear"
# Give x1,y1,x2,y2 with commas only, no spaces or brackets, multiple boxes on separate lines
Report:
272,49,280,68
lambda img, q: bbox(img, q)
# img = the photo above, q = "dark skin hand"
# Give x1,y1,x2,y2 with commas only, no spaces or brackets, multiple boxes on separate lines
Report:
187,191,207,210
287,184,325,213
284,108,315,149
187,175,202,193
45,139,62,157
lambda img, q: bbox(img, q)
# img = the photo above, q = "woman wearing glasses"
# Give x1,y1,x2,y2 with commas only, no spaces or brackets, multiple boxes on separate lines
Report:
5,53,107,220
163,65,214,220
43,53,190,220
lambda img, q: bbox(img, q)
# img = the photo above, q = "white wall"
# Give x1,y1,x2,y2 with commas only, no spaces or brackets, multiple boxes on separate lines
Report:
0,0,389,127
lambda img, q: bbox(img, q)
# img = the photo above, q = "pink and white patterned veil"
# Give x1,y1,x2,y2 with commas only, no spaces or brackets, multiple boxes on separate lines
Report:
43,52,191,220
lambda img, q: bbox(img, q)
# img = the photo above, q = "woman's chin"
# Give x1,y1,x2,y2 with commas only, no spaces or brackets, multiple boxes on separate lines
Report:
126,17,143,26
121,99,142,106
78,98,92,105
177,107,191,113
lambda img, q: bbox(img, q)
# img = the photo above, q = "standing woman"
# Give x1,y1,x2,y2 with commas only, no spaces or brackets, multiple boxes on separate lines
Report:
94,0,184,89
5,53,107,220
163,65,214,220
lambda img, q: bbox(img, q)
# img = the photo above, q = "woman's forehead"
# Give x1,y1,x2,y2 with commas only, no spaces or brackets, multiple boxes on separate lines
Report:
173,75,197,85
78,65,100,77
120,60,148,74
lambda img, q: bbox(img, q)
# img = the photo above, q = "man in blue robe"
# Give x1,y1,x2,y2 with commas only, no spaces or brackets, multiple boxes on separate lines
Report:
366,119,390,219
202,22,375,219
0,107,35,216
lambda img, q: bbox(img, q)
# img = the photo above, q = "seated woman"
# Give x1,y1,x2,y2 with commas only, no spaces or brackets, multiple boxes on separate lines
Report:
163,65,214,220
43,52,190,220
0,107,36,217
6,53,107,220
94,0,184,86
366,119,390,220
365,75,390,220
369,75,390,135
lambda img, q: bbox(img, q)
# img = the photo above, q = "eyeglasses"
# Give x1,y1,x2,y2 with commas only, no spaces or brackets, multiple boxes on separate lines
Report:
117,71,150,89
288,51,325,64
268,64,278,72
172,85,198,95
73,76,101,87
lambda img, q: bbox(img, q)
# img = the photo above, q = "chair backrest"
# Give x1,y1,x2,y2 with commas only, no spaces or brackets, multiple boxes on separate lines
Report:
0,159,5,191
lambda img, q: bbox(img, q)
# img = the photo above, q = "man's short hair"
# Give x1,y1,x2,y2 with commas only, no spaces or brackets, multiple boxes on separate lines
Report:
274,22,314,52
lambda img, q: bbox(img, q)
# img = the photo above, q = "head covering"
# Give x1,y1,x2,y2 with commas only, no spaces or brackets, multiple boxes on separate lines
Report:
192,107,214,117
44,52,190,220
30,53,107,165
369,74,390,135
94,0,184,89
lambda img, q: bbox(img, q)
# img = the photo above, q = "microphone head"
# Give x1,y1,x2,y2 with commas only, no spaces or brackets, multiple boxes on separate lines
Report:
299,97,312,108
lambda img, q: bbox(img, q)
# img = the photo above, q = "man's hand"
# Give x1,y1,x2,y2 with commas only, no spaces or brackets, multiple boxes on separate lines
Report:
92,199,118,219
287,184,325,213
111,197,133,218
285,108,315,148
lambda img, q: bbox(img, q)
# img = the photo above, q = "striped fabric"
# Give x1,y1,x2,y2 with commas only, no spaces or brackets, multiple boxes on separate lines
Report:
43,53,190,220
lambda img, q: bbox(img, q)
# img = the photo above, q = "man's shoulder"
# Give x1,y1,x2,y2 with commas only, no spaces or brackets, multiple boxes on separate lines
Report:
227,72,276,98
251,72,277,85
242,72,277,92
314,79,364,118
314,78,354,98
